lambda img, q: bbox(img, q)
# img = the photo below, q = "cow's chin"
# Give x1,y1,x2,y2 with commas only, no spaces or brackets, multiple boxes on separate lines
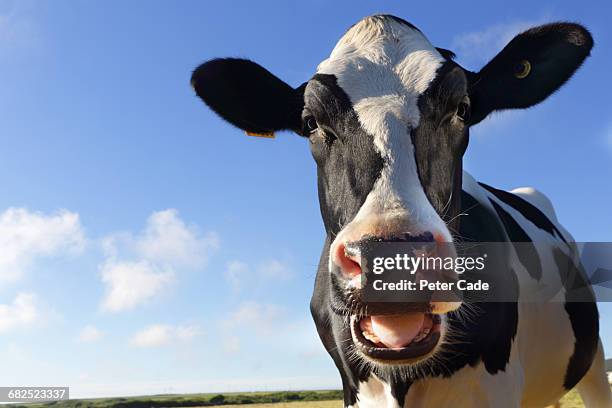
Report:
349,312,443,366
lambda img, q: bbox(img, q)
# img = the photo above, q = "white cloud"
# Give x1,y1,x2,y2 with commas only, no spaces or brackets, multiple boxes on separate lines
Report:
220,302,285,356
258,259,293,281
130,325,171,347
223,335,240,354
224,260,248,291
130,324,200,348
99,209,218,312
0,208,85,283
0,1,41,59
136,210,219,268
220,303,327,361
0,292,38,332
224,259,293,292
224,301,284,334
100,260,174,313
103,209,219,268
78,325,103,343
452,18,548,69
175,324,200,341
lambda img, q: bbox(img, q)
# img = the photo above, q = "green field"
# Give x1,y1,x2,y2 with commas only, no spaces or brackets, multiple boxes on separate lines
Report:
557,388,589,408
195,402,342,408
5,388,610,407
3,390,343,408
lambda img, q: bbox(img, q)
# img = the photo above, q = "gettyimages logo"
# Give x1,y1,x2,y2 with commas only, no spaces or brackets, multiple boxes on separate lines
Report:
371,252,487,275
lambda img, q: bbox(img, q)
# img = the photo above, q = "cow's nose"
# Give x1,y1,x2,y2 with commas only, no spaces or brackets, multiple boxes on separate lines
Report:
333,232,436,278
334,241,363,278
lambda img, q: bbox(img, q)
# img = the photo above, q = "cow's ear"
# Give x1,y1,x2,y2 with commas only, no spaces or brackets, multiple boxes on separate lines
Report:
468,23,593,125
191,58,305,135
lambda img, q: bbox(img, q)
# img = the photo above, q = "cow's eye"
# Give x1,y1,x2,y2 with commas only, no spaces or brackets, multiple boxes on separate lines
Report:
303,115,318,134
456,97,471,122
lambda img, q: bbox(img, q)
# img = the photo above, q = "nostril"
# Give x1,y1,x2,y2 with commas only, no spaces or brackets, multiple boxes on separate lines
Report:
335,242,362,277
420,231,434,242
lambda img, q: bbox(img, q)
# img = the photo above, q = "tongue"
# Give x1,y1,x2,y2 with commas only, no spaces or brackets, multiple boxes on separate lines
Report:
370,313,425,348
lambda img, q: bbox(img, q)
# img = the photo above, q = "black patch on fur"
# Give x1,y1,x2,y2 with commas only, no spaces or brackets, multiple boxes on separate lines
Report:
552,249,599,390
458,191,507,243
480,183,568,244
436,47,457,60
389,379,412,407
305,74,384,238
479,300,520,374
412,63,469,229
453,192,519,374
490,199,543,281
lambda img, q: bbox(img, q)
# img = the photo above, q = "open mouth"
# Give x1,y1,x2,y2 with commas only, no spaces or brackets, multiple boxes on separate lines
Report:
351,312,442,362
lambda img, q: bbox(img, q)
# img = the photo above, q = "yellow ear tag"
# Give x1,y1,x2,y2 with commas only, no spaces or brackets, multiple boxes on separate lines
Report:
514,60,531,79
245,131,275,139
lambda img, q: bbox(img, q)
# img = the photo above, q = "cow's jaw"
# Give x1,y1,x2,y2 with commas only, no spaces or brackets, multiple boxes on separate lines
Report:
351,313,443,363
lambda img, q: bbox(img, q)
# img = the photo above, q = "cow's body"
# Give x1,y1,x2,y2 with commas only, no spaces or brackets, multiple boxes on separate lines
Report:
192,14,612,407
312,172,608,407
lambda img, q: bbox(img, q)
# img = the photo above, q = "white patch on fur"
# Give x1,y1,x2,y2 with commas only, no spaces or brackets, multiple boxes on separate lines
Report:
353,375,400,408
319,16,449,254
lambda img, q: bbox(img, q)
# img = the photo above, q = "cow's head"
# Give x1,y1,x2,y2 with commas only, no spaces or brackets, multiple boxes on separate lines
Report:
191,15,592,366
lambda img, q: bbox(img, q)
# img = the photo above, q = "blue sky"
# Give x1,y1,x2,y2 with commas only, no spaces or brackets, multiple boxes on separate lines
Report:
0,0,610,398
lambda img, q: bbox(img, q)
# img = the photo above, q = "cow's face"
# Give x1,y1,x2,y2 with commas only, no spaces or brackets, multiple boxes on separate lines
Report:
304,16,467,295
192,15,592,367
307,17,467,242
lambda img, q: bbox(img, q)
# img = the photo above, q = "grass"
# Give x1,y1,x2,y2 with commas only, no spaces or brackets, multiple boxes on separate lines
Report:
193,402,343,408
3,390,343,408
6,387,611,407
559,389,586,408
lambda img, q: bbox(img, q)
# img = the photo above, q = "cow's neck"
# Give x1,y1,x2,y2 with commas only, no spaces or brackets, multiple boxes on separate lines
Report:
347,375,407,408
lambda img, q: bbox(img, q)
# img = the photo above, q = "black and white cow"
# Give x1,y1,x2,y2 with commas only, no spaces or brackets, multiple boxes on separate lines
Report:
191,15,612,407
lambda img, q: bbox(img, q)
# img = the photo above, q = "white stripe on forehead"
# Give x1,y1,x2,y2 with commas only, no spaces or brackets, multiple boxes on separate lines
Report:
317,15,444,154
321,16,454,251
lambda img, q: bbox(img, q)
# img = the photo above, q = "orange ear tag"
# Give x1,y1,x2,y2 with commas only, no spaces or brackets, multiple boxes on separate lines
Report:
245,131,275,139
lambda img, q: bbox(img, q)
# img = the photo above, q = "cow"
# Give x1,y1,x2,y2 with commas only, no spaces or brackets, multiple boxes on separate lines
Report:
191,15,612,407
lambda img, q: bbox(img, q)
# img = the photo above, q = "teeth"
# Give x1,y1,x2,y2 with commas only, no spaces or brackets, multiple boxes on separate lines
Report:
360,318,383,345
413,328,430,343
363,331,381,344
